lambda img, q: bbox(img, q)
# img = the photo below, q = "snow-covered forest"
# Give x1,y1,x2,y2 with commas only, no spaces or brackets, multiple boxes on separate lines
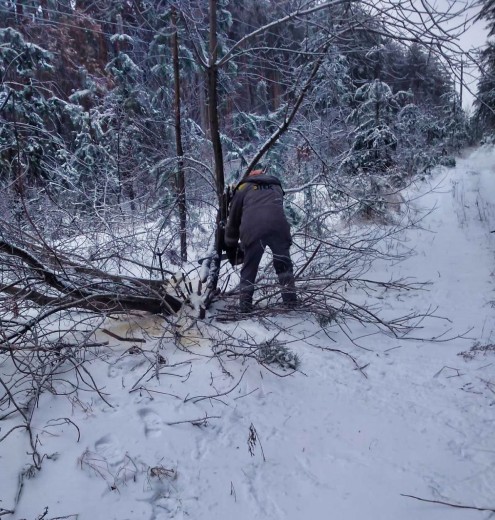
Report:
1,0,495,518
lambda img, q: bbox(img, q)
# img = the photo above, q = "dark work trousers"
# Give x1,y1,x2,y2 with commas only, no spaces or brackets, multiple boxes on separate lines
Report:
239,234,296,310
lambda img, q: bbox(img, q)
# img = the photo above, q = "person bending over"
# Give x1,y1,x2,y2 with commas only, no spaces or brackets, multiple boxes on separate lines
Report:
224,165,297,313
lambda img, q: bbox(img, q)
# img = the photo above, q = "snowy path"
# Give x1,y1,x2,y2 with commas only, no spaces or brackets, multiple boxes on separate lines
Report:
2,146,495,520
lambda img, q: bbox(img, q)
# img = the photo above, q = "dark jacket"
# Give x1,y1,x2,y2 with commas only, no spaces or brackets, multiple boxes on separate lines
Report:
225,174,291,248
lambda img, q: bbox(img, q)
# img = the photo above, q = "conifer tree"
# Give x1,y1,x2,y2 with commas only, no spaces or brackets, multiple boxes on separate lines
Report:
474,0,495,132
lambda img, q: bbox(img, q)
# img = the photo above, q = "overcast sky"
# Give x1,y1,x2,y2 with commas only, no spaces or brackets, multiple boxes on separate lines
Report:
438,0,490,109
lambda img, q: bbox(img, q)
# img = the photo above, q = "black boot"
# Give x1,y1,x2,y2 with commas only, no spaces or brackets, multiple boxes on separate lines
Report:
239,299,253,313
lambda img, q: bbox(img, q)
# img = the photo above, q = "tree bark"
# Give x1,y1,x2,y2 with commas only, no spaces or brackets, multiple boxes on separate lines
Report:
172,6,187,262
207,0,225,202
201,0,227,310
0,239,183,318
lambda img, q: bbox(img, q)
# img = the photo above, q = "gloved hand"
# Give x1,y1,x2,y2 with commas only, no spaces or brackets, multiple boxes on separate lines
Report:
225,244,244,266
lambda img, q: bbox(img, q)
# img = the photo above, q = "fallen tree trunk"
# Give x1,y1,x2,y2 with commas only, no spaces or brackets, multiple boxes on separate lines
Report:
0,239,183,313
0,236,184,349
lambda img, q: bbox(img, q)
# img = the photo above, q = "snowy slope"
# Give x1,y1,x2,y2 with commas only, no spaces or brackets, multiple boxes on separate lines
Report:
1,146,495,520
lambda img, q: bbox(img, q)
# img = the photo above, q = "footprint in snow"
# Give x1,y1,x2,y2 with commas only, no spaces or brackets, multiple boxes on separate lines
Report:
138,408,164,438
94,434,126,466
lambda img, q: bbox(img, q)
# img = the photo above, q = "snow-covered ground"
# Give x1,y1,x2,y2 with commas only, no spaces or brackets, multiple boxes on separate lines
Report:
2,146,495,520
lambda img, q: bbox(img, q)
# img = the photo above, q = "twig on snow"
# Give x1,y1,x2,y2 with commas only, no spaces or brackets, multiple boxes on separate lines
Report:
101,328,146,343
184,367,248,404
247,422,266,462
45,418,81,442
128,386,182,400
166,414,221,426
401,493,495,512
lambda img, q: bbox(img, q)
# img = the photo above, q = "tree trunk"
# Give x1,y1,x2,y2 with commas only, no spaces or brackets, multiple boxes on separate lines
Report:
172,6,187,262
207,0,225,202
201,0,227,312
0,238,183,321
